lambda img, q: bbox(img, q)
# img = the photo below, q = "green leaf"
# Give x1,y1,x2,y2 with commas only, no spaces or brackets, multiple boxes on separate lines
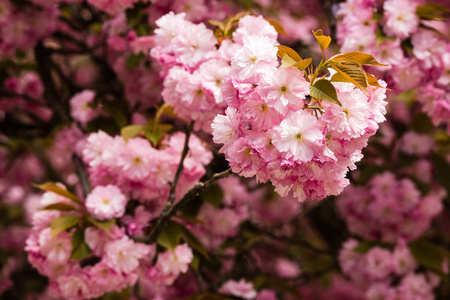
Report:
416,3,450,21
87,217,116,233
103,105,128,128
432,153,450,196
294,57,313,70
330,52,388,66
125,53,146,70
353,240,381,254
223,11,251,36
208,20,225,31
41,203,77,211
121,124,145,141
409,240,450,274
375,27,397,45
157,220,182,250
145,124,172,146
276,45,301,62
280,53,298,69
265,18,287,35
178,222,210,260
310,79,341,106
51,215,80,238
70,227,91,260
145,130,163,147
330,61,369,94
190,255,199,271
33,182,81,204
366,73,387,89
199,184,224,207
312,29,331,52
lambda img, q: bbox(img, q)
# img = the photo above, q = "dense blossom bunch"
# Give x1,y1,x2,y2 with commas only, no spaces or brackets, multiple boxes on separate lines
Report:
82,130,212,214
212,38,388,201
151,12,236,132
337,172,444,242
103,13,163,108
0,2,58,56
87,0,143,15
336,0,450,133
25,187,154,300
337,239,440,300
190,176,252,250
0,72,51,121
146,0,233,23
188,176,302,251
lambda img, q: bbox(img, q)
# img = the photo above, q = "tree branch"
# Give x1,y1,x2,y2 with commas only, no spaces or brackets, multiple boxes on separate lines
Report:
72,154,91,198
0,88,47,106
34,42,71,123
320,0,337,41
146,121,194,242
146,167,232,244
243,221,332,255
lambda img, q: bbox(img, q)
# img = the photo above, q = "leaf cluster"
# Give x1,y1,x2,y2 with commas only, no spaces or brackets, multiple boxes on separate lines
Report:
276,30,388,108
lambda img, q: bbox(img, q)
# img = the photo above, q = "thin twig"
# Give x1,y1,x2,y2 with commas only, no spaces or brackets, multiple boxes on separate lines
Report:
320,0,337,41
72,154,91,198
0,89,47,106
34,42,71,123
147,121,195,242
146,168,232,244
244,221,332,255
168,121,195,206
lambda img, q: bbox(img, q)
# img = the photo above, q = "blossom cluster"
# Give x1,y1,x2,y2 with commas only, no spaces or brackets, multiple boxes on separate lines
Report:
0,1,58,56
87,0,142,15
25,187,154,300
337,172,444,242
103,13,163,109
25,181,198,299
82,130,212,215
337,239,440,300
212,38,388,201
151,12,235,132
336,0,450,133
1,72,51,121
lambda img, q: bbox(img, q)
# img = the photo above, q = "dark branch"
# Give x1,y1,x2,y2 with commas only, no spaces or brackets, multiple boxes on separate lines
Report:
146,121,195,242
34,42,71,123
145,168,233,244
72,154,91,198
243,221,333,255
0,89,47,106
320,0,338,41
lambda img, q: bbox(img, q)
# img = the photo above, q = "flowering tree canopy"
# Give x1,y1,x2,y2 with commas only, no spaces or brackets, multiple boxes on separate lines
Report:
0,0,449,299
